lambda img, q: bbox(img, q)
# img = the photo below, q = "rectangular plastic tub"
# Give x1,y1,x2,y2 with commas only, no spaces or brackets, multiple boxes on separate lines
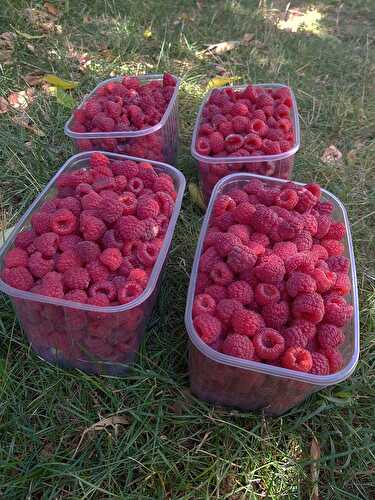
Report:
0,152,186,376
185,173,359,415
65,74,179,164
191,84,300,204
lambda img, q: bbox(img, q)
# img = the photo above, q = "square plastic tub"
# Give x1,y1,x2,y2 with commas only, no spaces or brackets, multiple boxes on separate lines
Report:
185,173,359,415
64,74,180,164
191,84,300,204
0,152,186,376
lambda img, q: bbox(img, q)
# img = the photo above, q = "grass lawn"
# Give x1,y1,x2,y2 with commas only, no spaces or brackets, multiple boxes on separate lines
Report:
1,0,375,498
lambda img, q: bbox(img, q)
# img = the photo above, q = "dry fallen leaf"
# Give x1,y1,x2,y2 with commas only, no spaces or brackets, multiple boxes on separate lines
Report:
24,7,61,33
73,415,130,457
23,72,44,86
83,15,93,24
310,437,321,500
0,96,9,114
10,113,45,136
207,75,240,89
321,144,342,164
0,32,16,49
44,74,78,90
203,33,254,55
44,2,59,17
7,88,36,110
189,182,206,210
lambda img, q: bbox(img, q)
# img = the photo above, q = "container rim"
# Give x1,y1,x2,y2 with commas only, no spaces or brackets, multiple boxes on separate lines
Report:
0,151,186,314
64,73,180,139
185,172,360,386
191,83,300,164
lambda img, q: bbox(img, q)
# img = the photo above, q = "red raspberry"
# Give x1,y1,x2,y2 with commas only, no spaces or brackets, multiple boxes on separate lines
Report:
84,100,102,119
275,189,298,209
321,239,344,257
310,244,329,262
58,196,81,218
226,188,248,205
232,115,250,134
253,328,285,361
4,248,28,268
222,335,254,360
286,272,317,298
2,266,34,291
137,196,160,220
228,224,251,244
244,132,262,150
118,192,137,216
208,131,224,154
310,268,336,294
31,211,51,234
192,293,216,317
163,72,176,87
137,162,158,188
102,229,123,250
87,293,110,312
244,179,264,195
323,295,353,327
249,119,268,137
63,267,90,290
28,251,54,278
117,281,143,305
315,215,331,239
75,241,100,264
127,177,144,196
80,214,106,241
327,256,350,274
153,176,175,195
56,249,81,273
137,241,159,266
250,205,278,234
227,245,257,273
224,134,244,153
210,261,234,285
142,218,160,241
86,260,110,283
212,195,236,217
232,309,263,337
294,230,313,252
205,285,227,303
113,175,128,193
310,352,330,375
118,257,135,278
216,298,242,324
256,93,274,108
273,242,297,261
214,212,235,231
323,348,344,374
332,272,351,296
112,160,139,178
15,229,36,249
282,326,308,349
233,201,256,224
214,233,242,258
81,191,102,211
262,301,289,329
254,254,285,284
128,268,149,288
58,234,82,252
100,248,122,271
325,222,346,241
227,280,253,305
89,280,117,302
40,271,64,298
200,247,221,273
65,289,88,303
116,216,145,241
302,214,318,235
154,191,174,217
254,283,280,306
281,347,312,373
34,232,59,257
261,139,281,155
317,323,344,350
196,136,211,155
291,319,316,340
285,252,314,274
93,176,116,193
292,293,325,323
50,209,77,236
193,313,222,344
294,188,317,213
98,196,124,224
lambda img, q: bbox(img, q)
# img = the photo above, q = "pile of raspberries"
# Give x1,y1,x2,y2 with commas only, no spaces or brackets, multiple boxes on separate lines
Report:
192,179,353,376
69,73,177,160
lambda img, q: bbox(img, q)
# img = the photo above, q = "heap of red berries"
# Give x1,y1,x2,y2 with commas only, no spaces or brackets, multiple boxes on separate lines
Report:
69,73,177,161
1,153,177,363
192,179,353,376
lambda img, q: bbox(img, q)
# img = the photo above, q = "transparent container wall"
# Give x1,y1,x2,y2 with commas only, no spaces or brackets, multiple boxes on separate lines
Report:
0,153,185,376
65,75,179,165
185,173,359,416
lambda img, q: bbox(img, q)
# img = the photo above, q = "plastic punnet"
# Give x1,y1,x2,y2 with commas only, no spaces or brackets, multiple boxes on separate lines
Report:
185,173,359,415
0,152,185,376
65,74,179,164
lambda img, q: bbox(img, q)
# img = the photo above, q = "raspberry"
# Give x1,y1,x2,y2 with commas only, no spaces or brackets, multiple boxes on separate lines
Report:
222,335,254,360
253,328,285,361
137,162,158,188
327,256,350,274
232,309,263,337
214,212,235,231
153,176,175,195
294,188,317,213
317,323,344,350
244,133,263,151
249,119,268,137
34,232,59,257
208,131,224,154
118,257,135,278
142,218,160,241
294,230,313,252
192,294,216,317
163,72,176,86
227,280,253,305
137,197,160,220
4,248,28,268
137,241,159,266
332,272,351,295
323,348,344,374
56,249,81,273
224,134,244,153
250,205,278,234
285,252,314,274
51,209,77,236
216,298,242,324
233,201,256,224
154,191,174,217
80,214,106,241
282,326,308,349
212,195,236,217
261,139,281,155
321,239,344,257
311,268,336,293
254,254,285,284
2,266,34,291
315,215,331,239
75,241,100,263
291,319,316,340
310,352,330,375
227,245,257,273
81,191,102,211
112,160,138,178
40,271,64,298
310,244,329,262
273,242,297,261
119,192,137,216
323,295,353,326
15,229,35,249
232,116,250,134
63,267,90,290
254,283,280,306
286,272,317,298
210,261,234,285
65,289,88,303
262,301,289,329
128,268,149,288
226,188,248,205
205,285,227,303
31,211,51,234
228,224,250,244
89,280,117,301
98,196,124,224
281,347,312,373
116,216,145,241
244,179,263,195
326,222,346,241
58,196,81,217
58,234,82,252
292,293,325,323
28,251,54,278
118,281,143,305
193,314,222,345
128,177,144,196
302,214,318,235
86,260,110,283
215,233,242,258
102,229,123,250
87,293,110,313
100,248,122,271
276,189,298,209
196,136,210,155
113,175,128,193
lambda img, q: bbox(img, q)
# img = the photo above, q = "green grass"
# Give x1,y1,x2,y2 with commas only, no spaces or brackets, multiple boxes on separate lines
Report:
1,0,375,498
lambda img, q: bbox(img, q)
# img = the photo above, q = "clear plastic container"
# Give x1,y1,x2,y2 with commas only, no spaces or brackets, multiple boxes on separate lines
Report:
0,152,186,376
65,74,180,164
185,173,359,415
191,84,301,203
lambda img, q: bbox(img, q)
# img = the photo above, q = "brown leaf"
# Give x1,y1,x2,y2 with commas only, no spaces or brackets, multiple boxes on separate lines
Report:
0,96,9,114
7,89,35,110
310,437,321,500
44,2,59,17
10,113,45,136
203,33,254,55
321,144,342,164
73,415,131,457
83,15,93,24
0,50,13,64
23,72,44,86
0,32,16,50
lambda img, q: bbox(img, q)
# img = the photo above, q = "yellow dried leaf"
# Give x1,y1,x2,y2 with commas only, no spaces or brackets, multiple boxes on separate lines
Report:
189,182,206,210
10,113,45,136
321,144,342,165
43,74,79,90
44,2,59,17
207,76,240,89
143,28,153,39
